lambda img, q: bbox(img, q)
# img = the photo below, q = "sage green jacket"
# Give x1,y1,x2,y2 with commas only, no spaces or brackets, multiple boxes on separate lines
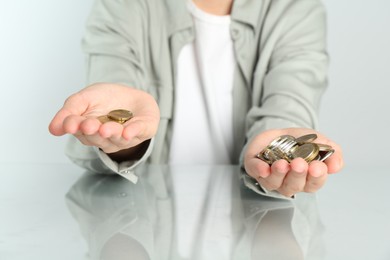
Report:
66,0,328,197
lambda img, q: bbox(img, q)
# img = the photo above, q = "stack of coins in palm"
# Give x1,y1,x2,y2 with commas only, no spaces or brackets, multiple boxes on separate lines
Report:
98,109,133,124
256,134,334,165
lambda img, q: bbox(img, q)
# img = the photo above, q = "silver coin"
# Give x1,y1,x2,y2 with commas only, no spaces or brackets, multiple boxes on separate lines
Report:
319,149,335,162
317,143,333,151
256,152,273,165
296,134,317,144
291,143,319,163
269,135,295,150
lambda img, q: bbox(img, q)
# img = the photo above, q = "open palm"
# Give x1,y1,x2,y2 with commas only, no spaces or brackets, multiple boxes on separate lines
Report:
49,83,160,153
244,128,343,197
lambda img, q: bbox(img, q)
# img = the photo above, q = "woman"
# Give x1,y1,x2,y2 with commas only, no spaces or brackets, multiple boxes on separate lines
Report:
49,0,343,198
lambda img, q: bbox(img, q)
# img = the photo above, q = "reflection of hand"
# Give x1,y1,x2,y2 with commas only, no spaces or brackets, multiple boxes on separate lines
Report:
49,83,160,155
244,128,343,197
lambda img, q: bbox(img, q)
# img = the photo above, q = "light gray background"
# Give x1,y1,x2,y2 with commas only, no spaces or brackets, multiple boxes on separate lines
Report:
0,0,389,168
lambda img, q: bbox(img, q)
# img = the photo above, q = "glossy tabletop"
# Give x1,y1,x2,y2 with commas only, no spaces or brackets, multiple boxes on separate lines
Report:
1,163,389,260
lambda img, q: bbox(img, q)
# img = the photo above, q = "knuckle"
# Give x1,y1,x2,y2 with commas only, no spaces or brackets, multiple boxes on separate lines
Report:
261,180,279,191
304,187,317,193
272,168,288,177
310,180,323,189
305,181,324,192
283,183,302,194
257,179,276,191
265,183,279,191
77,137,91,146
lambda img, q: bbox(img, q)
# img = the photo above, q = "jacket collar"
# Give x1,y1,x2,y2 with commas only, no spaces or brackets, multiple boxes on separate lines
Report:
164,0,263,35
164,0,193,36
231,0,263,31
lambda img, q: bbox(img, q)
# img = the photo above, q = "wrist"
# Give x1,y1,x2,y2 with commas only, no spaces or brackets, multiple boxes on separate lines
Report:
106,139,151,162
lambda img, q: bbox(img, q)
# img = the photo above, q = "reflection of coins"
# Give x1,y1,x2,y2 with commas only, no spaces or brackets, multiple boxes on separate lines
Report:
291,143,319,162
98,109,133,124
107,109,133,124
296,134,317,144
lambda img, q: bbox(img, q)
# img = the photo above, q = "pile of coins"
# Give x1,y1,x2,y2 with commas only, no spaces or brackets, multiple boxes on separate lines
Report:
256,134,334,165
98,109,133,124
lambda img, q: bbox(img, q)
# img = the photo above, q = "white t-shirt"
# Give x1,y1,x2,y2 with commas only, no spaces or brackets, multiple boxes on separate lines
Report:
169,0,236,165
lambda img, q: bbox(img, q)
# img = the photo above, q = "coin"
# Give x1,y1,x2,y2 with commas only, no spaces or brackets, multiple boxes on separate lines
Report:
317,143,333,151
319,149,335,162
295,134,317,144
97,109,133,124
291,143,319,163
256,151,273,165
269,135,297,154
107,109,133,123
97,115,111,124
256,133,334,165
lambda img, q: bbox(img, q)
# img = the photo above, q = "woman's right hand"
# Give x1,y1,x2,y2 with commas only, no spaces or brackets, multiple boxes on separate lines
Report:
49,83,160,154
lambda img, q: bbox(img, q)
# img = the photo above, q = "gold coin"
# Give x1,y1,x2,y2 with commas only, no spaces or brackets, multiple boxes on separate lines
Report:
295,134,317,144
107,109,133,124
291,143,319,163
97,115,111,124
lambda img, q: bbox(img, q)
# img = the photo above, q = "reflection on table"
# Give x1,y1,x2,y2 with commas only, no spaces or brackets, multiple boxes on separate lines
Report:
65,165,325,260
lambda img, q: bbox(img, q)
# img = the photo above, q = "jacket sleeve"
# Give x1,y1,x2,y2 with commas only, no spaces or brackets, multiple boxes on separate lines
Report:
249,0,329,138
65,0,153,182
240,1,329,199
82,0,149,90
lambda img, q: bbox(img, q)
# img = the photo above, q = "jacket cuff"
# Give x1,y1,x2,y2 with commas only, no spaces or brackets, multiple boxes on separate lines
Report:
95,138,155,184
241,171,294,200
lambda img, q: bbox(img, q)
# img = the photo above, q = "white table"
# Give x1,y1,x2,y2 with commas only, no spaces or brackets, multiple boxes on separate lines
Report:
1,163,389,260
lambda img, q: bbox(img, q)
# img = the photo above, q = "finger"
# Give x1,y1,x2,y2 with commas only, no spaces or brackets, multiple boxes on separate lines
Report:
122,120,146,141
82,133,116,153
74,133,94,146
62,115,86,135
49,93,88,136
79,117,101,135
245,157,271,179
324,143,344,174
279,158,308,197
49,109,71,136
100,122,136,148
260,160,290,191
99,121,124,139
311,135,343,174
305,161,328,193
